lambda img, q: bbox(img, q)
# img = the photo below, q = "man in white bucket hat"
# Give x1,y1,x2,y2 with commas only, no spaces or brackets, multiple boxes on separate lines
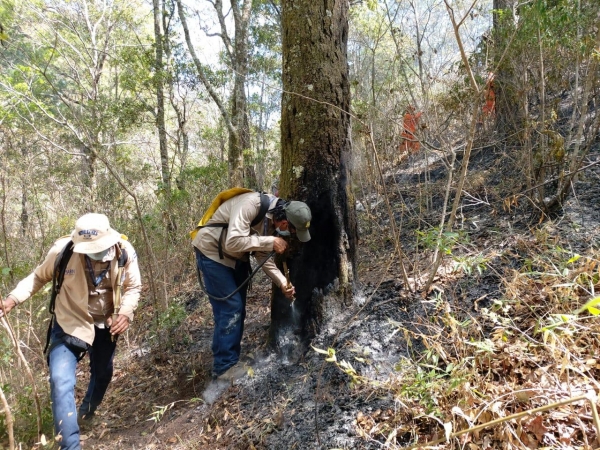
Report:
0,213,142,450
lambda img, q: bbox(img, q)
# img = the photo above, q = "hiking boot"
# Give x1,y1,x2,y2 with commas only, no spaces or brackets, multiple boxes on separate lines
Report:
214,363,249,385
77,411,96,431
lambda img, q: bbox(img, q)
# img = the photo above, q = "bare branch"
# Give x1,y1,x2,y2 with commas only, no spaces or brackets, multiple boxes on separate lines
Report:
175,0,238,140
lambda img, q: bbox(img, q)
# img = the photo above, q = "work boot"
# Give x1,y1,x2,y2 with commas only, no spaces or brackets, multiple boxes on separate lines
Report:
77,411,96,431
215,363,249,385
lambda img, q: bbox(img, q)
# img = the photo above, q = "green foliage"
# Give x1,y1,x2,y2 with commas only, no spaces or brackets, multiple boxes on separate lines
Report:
0,377,54,444
577,297,600,316
453,253,488,276
485,0,600,210
158,301,187,330
396,361,446,415
416,228,465,255
147,401,177,423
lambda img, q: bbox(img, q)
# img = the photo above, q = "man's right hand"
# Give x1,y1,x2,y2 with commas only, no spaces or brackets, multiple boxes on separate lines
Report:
0,297,17,318
273,237,288,254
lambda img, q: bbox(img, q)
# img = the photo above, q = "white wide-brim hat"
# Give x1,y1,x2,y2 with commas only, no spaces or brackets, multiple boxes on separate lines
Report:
71,213,121,254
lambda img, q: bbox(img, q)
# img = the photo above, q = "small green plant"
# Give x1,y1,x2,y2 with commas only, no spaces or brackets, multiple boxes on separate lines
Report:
396,361,445,415
158,301,187,330
147,401,177,424
416,228,466,255
453,253,488,275
311,346,368,388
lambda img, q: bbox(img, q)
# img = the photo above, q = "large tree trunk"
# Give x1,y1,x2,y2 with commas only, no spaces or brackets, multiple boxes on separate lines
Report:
271,0,358,359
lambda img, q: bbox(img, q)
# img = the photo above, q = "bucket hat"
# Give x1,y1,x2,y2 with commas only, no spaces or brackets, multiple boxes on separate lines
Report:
71,213,121,254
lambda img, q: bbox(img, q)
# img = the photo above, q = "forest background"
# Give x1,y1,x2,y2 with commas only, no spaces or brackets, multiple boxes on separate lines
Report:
1,0,600,448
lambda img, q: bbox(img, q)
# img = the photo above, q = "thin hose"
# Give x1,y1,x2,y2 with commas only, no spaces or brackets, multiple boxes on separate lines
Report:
195,250,276,301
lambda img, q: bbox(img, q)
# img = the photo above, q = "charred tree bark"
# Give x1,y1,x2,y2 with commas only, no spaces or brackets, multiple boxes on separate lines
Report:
271,0,357,359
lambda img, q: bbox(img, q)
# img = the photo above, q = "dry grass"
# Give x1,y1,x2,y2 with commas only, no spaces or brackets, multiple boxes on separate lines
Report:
321,225,600,449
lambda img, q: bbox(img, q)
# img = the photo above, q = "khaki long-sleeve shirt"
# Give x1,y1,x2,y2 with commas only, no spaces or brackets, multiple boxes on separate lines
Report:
9,237,142,345
192,192,288,289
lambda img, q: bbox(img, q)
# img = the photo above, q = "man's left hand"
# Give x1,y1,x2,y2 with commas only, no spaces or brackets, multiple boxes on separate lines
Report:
107,314,130,336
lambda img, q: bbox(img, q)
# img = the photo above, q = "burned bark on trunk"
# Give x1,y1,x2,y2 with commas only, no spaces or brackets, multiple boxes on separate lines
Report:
271,0,357,360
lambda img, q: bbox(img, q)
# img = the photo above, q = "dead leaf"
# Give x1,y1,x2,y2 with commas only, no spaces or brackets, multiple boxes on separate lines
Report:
524,415,548,442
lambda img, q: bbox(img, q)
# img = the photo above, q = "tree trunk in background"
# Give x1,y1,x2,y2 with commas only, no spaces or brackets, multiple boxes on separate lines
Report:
492,0,519,141
164,0,190,193
271,0,358,360
231,0,252,187
176,0,247,187
81,144,96,189
20,142,28,236
213,0,253,187
153,0,170,196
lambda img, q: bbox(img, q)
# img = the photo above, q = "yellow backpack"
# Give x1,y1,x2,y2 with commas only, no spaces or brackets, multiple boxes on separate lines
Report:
189,188,270,241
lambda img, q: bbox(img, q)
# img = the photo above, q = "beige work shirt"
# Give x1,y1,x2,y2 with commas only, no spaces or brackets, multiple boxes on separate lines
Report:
192,192,288,289
9,237,142,345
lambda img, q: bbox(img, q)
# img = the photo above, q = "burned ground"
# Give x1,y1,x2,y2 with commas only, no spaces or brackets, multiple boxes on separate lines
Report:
73,144,600,449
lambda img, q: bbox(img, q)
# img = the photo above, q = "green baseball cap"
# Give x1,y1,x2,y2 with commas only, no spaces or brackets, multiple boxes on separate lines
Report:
284,201,311,242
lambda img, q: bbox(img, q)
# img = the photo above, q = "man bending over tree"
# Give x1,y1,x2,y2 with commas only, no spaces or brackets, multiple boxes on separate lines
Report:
192,191,311,383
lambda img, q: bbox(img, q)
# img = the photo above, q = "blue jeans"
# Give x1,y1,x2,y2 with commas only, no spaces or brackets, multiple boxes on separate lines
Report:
195,249,249,376
48,322,116,450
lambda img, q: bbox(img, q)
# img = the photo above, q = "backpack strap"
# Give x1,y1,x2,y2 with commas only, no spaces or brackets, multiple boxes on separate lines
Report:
199,192,271,260
117,243,128,268
113,242,128,316
253,192,271,227
44,240,74,355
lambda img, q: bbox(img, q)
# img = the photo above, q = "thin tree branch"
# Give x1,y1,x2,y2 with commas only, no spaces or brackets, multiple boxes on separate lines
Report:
175,0,238,140
0,381,14,450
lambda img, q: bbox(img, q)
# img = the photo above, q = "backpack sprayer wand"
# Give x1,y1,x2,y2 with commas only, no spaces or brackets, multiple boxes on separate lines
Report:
282,260,295,304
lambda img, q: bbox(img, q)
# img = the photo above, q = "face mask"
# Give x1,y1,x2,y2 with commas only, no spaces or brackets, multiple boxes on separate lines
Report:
87,248,110,261
276,228,291,237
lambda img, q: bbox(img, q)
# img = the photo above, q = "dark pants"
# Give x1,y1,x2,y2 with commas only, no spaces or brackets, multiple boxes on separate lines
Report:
48,322,117,449
195,249,250,376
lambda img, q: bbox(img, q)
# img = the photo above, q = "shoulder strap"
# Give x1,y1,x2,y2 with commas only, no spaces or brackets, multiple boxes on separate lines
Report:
200,192,271,260
251,192,270,227
44,240,74,355
51,241,74,314
117,243,128,268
